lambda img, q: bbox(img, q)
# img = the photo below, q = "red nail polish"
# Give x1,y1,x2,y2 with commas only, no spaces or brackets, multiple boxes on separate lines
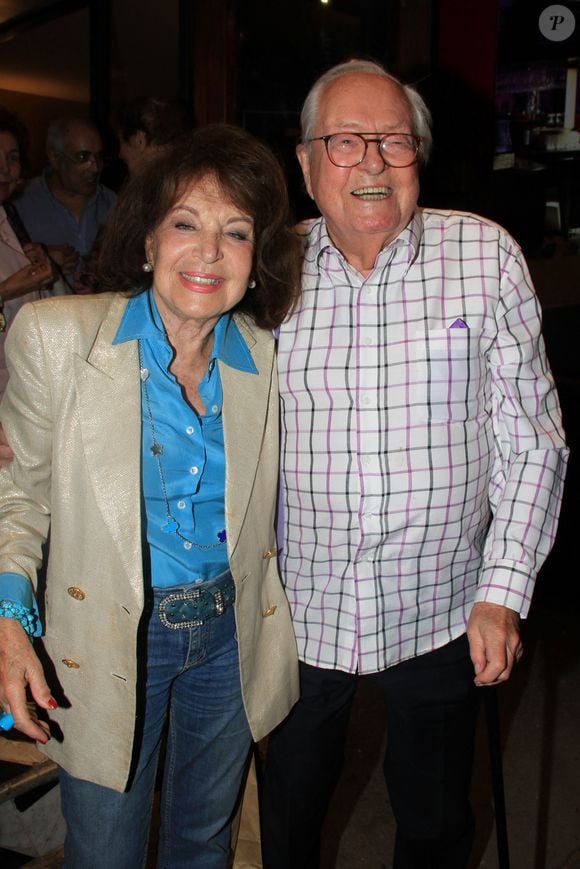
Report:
47,698,58,710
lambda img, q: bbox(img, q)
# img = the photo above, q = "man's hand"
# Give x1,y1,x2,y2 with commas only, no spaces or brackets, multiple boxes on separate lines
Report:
46,243,79,275
0,618,57,743
467,602,522,687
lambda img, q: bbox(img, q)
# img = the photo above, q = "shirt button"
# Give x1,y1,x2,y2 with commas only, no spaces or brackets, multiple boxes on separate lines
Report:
190,467,198,475
177,500,186,509
362,395,371,406
363,337,372,346
183,541,193,550
186,426,194,435
211,404,219,414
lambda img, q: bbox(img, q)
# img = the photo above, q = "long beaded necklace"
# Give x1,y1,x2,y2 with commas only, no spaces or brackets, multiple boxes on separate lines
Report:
138,342,226,551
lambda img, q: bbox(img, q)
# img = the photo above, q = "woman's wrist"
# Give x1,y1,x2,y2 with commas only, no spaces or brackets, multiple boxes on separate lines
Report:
0,600,37,637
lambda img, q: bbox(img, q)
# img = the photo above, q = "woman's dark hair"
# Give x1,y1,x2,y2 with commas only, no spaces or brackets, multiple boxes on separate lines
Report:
0,106,29,171
99,124,302,330
116,97,191,147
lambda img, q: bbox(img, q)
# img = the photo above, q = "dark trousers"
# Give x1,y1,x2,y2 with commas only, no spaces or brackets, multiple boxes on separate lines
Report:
260,635,479,869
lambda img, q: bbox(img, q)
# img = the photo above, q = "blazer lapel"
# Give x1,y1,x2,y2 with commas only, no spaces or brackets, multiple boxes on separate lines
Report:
73,295,143,599
221,317,276,556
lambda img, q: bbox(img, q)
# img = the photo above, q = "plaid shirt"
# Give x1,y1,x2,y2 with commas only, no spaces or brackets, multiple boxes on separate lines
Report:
277,209,568,674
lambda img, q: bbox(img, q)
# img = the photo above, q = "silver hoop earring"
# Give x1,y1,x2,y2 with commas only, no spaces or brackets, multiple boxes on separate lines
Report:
142,261,153,273
248,279,256,289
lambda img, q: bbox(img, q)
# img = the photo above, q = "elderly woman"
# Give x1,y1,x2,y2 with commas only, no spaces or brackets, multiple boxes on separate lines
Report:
0,107,53,395
0,124,300,868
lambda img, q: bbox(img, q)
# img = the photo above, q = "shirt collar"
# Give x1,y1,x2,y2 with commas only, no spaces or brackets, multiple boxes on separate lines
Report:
306,209,423,271
113,289,257,374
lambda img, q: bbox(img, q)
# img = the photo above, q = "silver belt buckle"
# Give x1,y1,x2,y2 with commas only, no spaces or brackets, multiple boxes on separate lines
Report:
158,589,202,630
213,589,225,616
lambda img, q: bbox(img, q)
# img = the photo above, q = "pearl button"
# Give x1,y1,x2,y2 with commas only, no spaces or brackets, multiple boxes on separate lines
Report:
211,404,219,414
190,466,198,475
183,541,192,550
177,500,186,509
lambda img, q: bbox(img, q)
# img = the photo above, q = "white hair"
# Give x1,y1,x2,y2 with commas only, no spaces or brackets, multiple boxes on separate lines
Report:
300,59,432,164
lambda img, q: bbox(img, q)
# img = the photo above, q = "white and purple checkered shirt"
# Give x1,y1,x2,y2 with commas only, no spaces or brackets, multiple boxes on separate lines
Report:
277,209,568,674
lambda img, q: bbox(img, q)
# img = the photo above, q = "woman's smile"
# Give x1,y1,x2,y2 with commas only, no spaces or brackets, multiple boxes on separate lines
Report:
178,271,224,293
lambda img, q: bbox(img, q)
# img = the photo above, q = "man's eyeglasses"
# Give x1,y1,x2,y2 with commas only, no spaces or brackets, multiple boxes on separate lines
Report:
307,132,422,168
57,150,108,166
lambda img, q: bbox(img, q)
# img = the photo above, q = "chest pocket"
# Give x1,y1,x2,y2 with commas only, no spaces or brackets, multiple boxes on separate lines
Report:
411,329,488,422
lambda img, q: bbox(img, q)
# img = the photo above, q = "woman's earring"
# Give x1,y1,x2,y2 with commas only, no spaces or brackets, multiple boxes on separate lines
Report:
142,261,153,273
248,279,256,289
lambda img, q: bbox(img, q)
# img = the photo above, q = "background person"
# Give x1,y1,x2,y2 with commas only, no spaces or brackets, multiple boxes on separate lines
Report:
0,106,53,397
14,115,116,287
117,96,192,176
261,59,569,869
0,124,300,868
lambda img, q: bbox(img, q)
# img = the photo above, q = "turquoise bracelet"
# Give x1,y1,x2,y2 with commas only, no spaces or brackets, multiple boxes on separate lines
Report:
0,600,37,636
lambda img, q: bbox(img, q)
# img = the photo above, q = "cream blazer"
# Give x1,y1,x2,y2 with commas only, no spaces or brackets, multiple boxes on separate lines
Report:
0,293,298,791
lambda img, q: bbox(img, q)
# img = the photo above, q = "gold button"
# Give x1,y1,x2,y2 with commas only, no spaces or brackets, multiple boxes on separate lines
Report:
262,548,275,559
67,587,85,601
61,658,80,669
262,605,277,617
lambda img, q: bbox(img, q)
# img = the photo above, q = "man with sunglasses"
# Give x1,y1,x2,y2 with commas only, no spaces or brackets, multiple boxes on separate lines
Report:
14,116,116,286
261,59,568,869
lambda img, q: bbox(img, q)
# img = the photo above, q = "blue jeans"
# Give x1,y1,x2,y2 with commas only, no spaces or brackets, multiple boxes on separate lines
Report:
60,574,252,869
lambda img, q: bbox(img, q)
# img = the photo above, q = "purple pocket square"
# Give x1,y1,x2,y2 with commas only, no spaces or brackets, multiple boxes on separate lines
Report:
450,318,468,329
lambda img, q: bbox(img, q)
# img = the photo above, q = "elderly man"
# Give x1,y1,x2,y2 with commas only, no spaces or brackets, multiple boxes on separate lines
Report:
15,116,116,281
261,60,568,868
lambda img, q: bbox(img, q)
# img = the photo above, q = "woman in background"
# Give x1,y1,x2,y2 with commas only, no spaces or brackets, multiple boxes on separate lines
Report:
117,96,192,176
0,107,52,395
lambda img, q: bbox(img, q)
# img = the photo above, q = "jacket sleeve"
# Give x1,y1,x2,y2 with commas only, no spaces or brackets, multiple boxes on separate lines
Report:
0,302,53,588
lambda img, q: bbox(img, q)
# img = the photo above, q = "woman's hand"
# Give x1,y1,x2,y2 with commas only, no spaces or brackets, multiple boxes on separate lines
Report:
0,261,53,302
0,618,56,743
0,421,14,467
21,242,50,268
